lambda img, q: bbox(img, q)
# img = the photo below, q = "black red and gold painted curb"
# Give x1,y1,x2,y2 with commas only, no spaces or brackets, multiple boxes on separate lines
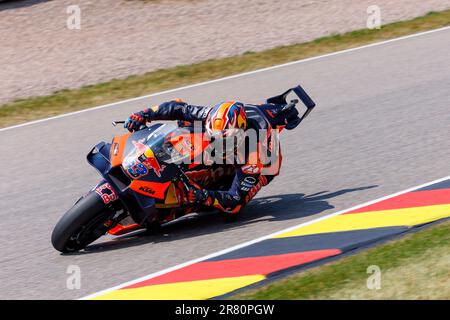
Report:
89,177,450,299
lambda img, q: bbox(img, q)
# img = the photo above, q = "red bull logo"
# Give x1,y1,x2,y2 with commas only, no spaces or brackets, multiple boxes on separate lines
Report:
124,140,166,179
141,147,166,177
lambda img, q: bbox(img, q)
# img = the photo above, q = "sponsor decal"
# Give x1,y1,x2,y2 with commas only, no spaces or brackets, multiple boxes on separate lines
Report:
95,183,118,204
123,140,166,178
138,186,156,195
141,153,166,178
241,164,262,174
240,176,257,192
126,161,149,179
245,181,262,203
113,142,119,156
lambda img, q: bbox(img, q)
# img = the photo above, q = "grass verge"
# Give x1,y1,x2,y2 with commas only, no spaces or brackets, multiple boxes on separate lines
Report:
232,219,450,299
1,10,450,128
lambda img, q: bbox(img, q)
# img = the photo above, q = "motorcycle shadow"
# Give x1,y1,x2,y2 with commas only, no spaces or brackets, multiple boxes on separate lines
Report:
77,185,377,254
0,0,51,12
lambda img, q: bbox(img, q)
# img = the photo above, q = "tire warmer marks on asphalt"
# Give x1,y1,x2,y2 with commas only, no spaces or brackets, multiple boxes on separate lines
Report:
93,179,450,299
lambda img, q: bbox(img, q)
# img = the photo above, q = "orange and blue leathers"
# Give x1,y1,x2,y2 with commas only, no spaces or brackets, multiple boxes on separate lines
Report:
125,99,293,215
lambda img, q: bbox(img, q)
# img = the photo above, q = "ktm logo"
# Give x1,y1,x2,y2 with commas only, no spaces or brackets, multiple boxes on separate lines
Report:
139,186,155,195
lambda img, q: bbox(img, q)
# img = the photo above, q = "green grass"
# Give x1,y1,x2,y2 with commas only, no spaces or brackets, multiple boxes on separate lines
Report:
1,10,450,128
233,219,450,300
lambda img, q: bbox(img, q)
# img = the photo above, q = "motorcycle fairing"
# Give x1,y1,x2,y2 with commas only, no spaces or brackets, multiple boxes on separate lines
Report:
129,180,172,200
110,133,130,167
122,124,180,183
87,141,112,175
87,140,156,224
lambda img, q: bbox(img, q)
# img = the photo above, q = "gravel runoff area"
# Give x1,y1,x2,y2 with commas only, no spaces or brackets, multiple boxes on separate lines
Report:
1,0,449,105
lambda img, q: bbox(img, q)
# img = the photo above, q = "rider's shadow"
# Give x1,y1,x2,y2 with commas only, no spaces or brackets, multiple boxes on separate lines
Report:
242,185,377,222
0,0,50,12
80,185,377,253
243,192,335,221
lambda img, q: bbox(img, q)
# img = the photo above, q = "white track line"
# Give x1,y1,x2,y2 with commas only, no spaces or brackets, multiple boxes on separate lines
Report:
81,174,450,300
2,26,450,134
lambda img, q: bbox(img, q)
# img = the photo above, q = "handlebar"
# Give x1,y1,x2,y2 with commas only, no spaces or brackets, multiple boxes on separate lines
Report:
112,120,146,131
112,121,125,126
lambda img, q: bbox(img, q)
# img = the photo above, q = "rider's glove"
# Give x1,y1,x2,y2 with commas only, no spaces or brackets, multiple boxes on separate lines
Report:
187,187,210,204
124,111,146,132
270,104,300,130
283,106,300,130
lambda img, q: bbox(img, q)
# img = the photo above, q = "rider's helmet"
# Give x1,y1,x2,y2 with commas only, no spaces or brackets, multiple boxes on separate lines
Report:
206,101,247,135
205,101,248,156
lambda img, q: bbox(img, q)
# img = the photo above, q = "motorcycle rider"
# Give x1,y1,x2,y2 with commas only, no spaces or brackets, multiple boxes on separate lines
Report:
124,98,299,221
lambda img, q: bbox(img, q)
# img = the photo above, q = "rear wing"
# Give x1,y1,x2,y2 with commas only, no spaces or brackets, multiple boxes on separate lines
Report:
266,85,316,128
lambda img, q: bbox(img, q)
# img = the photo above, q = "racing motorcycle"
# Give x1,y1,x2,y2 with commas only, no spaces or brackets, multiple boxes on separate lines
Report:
51,85,316,252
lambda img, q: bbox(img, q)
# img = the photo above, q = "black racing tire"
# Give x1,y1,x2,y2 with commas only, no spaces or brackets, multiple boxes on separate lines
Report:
143,220,162,235
222,213,239,223
51,191,114,253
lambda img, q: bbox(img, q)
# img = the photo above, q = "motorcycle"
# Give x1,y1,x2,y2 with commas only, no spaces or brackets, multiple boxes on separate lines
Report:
51,85,316,252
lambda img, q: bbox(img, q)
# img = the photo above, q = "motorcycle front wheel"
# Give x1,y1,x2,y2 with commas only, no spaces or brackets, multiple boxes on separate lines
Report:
51,191,120,253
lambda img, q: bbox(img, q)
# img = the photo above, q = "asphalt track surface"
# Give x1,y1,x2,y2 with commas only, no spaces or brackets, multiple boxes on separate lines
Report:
0,28,449,299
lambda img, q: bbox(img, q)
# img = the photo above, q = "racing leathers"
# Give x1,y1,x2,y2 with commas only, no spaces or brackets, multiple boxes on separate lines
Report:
126,99,297,216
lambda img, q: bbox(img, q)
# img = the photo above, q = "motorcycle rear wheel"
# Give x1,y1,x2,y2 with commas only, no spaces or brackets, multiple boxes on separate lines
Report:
51,191,118,253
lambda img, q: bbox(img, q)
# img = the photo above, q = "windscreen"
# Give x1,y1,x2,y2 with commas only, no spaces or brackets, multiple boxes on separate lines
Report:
122,123,190,175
